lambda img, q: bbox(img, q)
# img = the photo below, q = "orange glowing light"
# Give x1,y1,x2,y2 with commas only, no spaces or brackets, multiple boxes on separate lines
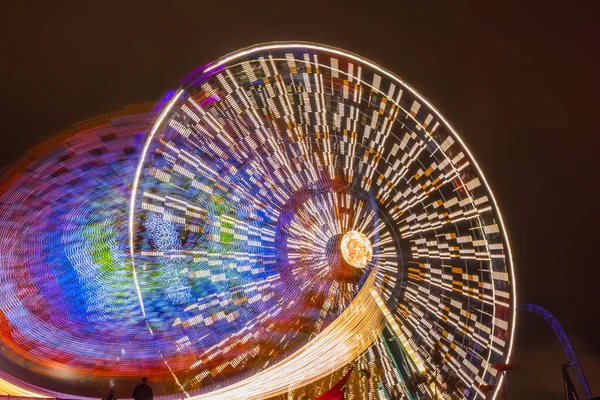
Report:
340,231,372,268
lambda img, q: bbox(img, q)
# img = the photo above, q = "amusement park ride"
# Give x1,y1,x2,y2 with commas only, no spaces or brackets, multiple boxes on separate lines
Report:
0,43,594,400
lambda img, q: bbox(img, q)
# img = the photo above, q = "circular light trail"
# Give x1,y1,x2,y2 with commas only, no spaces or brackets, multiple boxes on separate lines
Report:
130,42,516,400
0,43,516,400
0,107,164,397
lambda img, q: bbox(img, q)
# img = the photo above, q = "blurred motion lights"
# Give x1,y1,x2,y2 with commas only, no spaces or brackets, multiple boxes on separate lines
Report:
0,43,516,400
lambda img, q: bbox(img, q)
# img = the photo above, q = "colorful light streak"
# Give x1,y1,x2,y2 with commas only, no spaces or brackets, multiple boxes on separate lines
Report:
182,269,383,400
130,43,516,399
0,108,172,388
0,43,515,400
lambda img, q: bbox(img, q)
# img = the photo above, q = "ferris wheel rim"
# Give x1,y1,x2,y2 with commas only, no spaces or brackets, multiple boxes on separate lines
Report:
125,41,517,400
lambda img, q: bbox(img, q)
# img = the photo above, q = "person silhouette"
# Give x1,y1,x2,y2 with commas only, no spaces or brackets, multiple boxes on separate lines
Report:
132,377,153,400
105,388,116,400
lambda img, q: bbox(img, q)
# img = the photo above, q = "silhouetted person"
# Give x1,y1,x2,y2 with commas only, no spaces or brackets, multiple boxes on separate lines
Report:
105,388,116,400
132,377,153,400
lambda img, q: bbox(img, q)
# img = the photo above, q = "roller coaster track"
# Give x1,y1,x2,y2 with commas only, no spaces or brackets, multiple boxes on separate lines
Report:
519,303,593,399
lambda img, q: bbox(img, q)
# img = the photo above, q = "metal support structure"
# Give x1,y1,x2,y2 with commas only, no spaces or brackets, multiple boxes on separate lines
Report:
518,303,593,399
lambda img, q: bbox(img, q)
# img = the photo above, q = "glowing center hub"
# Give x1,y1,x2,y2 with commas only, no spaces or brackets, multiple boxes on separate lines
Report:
340,231,372,268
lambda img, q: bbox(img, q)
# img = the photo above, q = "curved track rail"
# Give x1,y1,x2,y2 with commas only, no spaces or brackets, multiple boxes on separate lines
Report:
519,303,592,399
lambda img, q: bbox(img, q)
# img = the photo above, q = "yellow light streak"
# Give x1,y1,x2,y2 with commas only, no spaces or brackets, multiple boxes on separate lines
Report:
187,270,384,400
0,377,45,397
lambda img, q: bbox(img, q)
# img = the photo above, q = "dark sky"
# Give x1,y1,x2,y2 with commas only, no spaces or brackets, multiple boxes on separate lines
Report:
1,1,598,398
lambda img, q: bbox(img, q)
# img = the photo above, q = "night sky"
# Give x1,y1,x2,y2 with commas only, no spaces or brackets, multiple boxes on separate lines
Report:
1,2,598,399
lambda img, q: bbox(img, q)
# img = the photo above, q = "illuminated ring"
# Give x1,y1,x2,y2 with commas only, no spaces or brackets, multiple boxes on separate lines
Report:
0,42,516,400
0,107,161,397
130,42,516,400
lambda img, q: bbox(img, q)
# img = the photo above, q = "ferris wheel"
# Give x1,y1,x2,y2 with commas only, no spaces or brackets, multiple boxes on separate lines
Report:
0,43,516,400
129,43,517,399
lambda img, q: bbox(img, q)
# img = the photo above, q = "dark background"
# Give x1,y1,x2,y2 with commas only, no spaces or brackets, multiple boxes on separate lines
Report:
1,1,598,399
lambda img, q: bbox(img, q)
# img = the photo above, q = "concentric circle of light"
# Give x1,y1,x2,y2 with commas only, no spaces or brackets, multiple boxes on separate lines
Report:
0,108,172,397
130,43,516,400
0,43,516,400
340,231,372,268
